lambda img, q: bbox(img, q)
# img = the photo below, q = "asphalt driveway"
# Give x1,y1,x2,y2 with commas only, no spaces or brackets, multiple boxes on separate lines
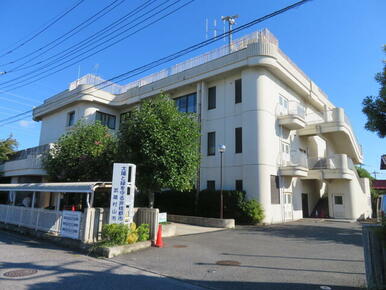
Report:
113,219,366,289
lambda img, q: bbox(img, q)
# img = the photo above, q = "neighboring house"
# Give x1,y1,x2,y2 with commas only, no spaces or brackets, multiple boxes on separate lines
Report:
0,29,372,223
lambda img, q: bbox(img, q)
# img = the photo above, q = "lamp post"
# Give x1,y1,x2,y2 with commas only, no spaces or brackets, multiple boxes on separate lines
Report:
219,144,226,219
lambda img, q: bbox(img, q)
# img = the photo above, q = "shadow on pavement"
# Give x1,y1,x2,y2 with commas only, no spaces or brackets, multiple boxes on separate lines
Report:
0,261,364,290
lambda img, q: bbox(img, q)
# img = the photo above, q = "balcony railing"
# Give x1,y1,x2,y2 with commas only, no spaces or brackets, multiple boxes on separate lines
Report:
280,150,308,168
2,144,52,163
278,101,306,118
308,154,353,170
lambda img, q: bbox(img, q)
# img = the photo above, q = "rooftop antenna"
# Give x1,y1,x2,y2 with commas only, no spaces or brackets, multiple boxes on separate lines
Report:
372,171,380,179
221,15,239,52
93,63,100,76
205,18,223,40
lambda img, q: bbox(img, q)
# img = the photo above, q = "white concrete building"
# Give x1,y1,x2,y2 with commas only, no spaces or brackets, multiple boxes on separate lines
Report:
1,29,372,223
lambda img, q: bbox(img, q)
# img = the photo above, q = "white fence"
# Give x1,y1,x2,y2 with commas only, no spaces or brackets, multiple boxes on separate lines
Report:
0,205,67,234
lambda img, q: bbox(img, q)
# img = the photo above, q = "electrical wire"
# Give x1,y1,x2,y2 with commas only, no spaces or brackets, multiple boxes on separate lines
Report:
0,0,125,68
0,0,311,127
0,0,85,58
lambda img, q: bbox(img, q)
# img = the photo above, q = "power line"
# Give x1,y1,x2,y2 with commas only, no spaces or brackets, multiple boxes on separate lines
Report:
0,0,85,58
0,0,311,127
0,0,191,91
0,0,125,68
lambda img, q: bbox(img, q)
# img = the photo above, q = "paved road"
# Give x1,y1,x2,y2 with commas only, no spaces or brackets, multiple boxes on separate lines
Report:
0,230,203,290
113,220,367,289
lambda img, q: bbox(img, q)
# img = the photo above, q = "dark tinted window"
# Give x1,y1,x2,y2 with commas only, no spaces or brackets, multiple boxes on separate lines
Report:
208,86,216,110
235,79,242,103
235,180,243,191
271,175,280,204
67,111,75,126
175,93,197,113
235,127,242,153
207,180,215,190
207,132,216,156
96,111,116,129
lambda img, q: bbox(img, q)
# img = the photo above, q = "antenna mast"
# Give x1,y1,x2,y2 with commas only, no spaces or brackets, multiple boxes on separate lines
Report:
221,15,239,52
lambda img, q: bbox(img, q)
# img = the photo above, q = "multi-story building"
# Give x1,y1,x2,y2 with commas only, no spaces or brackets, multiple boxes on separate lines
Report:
1,29,372,223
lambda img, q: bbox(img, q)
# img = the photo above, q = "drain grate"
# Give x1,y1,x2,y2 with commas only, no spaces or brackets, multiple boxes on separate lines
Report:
173,245,187,248
215,260,241,266
4,269,38,278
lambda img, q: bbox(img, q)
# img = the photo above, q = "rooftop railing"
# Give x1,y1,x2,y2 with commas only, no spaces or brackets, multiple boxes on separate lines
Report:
3,144,52,162
68,29,283,95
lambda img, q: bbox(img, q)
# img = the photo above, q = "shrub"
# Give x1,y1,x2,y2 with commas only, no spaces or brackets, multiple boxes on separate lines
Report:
101,223,129,246
137,224,150,241
239,199,265,224
154,190,196,215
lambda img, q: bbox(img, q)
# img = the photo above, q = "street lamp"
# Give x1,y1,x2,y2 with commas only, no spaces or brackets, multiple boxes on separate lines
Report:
219,144,226,219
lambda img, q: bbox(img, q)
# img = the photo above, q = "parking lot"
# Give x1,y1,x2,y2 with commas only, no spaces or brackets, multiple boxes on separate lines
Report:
113,219,366,289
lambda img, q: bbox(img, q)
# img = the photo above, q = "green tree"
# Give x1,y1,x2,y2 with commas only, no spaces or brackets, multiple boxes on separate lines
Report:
43,121,117,181
0,136,17,162
362,45,386,137
117,94,200,206
356,166,374,180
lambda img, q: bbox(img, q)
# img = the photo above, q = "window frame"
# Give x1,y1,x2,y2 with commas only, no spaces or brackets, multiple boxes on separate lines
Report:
207,180,216,191
175,93,197,113
207,131,216,156
208,86,216,110
270,175,280,204
95,111,116,130
67,111,75,127
235,79,242,104
235,127,242,154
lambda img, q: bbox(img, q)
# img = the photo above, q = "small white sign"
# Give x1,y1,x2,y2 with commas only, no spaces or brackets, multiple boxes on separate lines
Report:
159,212,167,223
61,210,81,239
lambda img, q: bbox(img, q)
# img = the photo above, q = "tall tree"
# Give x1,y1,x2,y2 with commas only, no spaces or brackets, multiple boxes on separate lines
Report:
0,136,18,162
43,121,117,181
362,45,386,137
117,94,200,206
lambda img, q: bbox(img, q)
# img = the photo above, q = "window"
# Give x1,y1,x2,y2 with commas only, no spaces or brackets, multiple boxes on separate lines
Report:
235,180,243,191
96,111,116,129
334,196,343,205
207,132,216,156
235,79,242,103
279,95,289,114
67,111,75,127
270,175,280,204
175,93,197,113
208,86,216,110
207,180,215,191
235,127,242,153
120,111,132,124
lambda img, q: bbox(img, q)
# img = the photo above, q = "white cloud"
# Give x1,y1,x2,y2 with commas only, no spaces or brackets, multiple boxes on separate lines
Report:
18,120,34,128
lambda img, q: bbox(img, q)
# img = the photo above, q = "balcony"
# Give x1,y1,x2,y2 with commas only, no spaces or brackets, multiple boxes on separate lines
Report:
0,144,52,177
298,108,363,164
277,101,306,130
279,151,309,177
305,154,355,180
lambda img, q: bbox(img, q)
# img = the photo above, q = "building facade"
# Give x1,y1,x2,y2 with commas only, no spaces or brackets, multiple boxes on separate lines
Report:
1,29,372,223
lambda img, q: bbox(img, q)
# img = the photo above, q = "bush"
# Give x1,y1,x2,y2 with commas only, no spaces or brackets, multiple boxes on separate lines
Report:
239,199,265,224
137,224,150,241
101,223,129,246
154,190,196,215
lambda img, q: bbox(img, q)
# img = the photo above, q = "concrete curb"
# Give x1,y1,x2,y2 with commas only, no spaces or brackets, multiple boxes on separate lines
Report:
168,214,235,228
94,241,152,258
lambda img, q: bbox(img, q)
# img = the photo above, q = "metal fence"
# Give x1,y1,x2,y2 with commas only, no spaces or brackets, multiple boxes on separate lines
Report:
0,205,64,234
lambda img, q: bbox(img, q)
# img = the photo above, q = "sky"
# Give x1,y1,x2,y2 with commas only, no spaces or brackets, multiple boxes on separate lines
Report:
0,0,385,177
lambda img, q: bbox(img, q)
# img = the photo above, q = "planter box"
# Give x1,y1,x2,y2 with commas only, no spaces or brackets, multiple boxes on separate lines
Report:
94,240,151,258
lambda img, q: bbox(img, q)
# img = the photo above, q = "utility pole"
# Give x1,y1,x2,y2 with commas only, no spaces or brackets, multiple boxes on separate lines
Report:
221,15,239,52
372,171,380,179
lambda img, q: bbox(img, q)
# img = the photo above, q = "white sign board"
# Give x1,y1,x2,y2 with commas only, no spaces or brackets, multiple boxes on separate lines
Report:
61,210,81,239
159,212,167,223
109,163,136,224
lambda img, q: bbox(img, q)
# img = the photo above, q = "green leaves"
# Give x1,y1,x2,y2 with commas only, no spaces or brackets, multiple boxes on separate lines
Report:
118,94,200,193
362,45,386,138
43,121,117,182
0,135,17,162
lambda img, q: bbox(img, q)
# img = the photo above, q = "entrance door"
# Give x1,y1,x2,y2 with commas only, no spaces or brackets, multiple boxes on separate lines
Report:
284,193,293,221
302,193,309,218
333,194,345,218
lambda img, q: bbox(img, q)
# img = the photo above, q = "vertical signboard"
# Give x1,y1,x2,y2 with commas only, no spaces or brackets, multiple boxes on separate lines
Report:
109,163,136,224
61,210,82,239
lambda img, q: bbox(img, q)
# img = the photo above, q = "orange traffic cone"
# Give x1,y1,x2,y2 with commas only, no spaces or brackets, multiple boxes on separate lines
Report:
154,224,163,248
